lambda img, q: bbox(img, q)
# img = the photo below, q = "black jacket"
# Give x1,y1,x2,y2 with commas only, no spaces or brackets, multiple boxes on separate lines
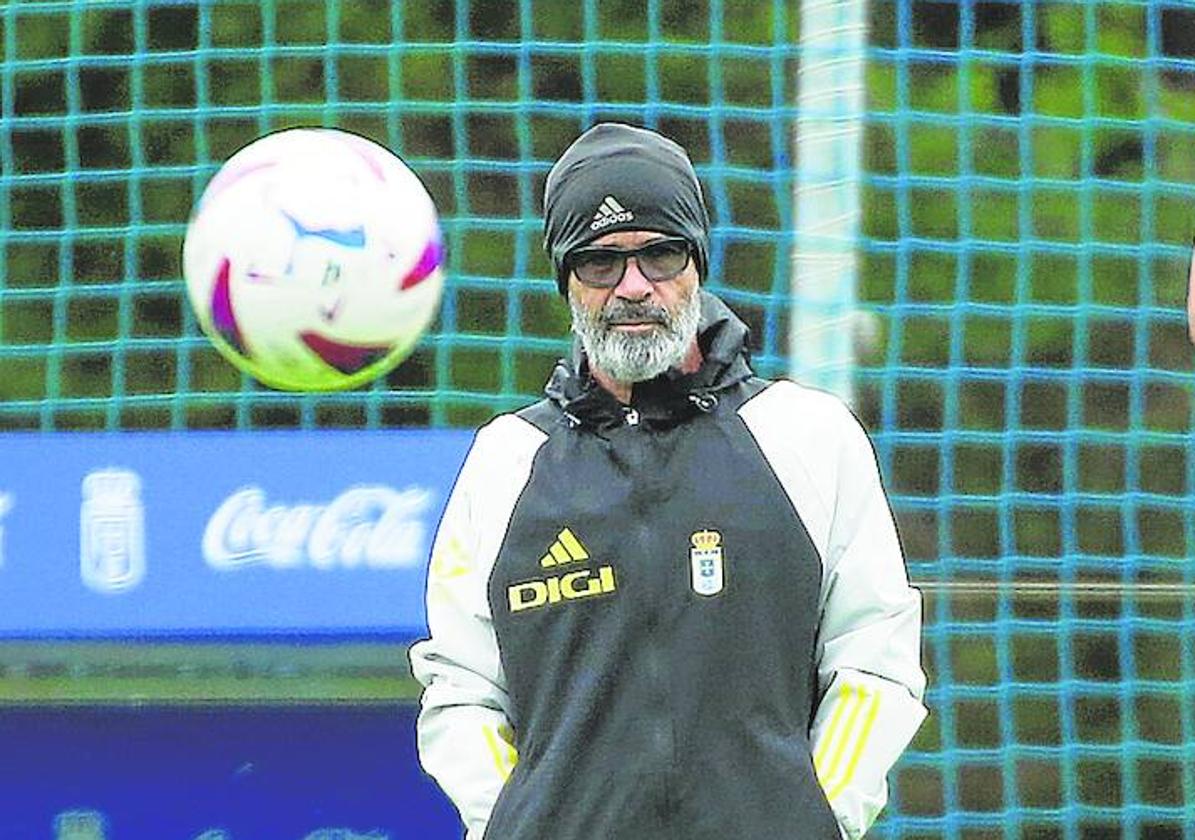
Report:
412,293,926,840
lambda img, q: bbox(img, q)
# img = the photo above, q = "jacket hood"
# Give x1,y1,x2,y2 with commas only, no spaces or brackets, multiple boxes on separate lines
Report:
543,291,756,430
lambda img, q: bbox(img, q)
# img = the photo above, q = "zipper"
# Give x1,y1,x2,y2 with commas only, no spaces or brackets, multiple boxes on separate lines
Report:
623,406,640,426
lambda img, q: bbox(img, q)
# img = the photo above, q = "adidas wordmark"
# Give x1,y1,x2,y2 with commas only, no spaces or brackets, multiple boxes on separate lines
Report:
590,195,634,231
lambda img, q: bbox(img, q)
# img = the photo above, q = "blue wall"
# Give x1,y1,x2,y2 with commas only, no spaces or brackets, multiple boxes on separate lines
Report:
0,703,462,839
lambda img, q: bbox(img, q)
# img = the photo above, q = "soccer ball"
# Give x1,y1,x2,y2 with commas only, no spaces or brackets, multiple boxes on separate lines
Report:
182,127,444,391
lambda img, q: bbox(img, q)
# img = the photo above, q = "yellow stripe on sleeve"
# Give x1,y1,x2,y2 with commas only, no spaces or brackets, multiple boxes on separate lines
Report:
814,683,855,779
818,684,869,792
827,689,882,802
482,724,519,782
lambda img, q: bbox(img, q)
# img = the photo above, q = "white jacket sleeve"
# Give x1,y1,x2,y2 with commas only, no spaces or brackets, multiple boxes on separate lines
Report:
408,416,547,840
739,382,927,839
808,401,928,839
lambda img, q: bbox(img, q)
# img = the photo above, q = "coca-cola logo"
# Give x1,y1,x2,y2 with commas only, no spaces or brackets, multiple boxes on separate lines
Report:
203,484,432,570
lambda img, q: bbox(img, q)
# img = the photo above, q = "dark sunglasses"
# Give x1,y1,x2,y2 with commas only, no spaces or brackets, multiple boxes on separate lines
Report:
565,236,692,289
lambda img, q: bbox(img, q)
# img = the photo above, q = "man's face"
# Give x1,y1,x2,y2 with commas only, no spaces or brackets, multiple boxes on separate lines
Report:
566,229,701,383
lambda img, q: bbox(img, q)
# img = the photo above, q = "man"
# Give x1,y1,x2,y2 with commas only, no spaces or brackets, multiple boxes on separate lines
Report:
410,123,927,839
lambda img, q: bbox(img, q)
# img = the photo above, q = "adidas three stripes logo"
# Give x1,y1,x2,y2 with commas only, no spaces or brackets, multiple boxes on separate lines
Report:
540,527,589,568
589,195,634,231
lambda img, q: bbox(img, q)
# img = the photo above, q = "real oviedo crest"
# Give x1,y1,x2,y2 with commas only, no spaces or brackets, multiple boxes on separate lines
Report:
689,529,724,597
80,468,146,594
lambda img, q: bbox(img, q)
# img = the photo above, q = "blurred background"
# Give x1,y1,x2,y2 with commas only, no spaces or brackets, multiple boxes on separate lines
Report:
2,0,1194,837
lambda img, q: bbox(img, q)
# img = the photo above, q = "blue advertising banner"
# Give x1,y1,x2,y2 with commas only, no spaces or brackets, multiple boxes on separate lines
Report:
0,430,473,639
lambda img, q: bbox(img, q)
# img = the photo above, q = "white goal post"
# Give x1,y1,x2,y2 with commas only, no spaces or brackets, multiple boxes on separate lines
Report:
790,0,868,405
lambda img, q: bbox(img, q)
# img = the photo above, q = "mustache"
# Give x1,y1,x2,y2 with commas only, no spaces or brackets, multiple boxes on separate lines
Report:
599,300,671,327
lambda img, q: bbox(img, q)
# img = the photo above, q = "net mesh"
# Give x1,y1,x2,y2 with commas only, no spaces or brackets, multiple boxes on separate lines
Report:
2,0,1194,836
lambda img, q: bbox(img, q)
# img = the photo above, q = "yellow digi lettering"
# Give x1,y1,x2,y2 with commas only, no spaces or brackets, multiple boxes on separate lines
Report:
508,580,548,612
597,563,616,592
598,565,616,593
508,565,617,614
560,569,603,599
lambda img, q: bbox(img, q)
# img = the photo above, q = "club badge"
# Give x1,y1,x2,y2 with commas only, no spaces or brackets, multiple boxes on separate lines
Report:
689,529,724,597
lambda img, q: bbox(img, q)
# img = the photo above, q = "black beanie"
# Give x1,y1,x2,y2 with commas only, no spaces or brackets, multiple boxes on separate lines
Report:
542,123,711,296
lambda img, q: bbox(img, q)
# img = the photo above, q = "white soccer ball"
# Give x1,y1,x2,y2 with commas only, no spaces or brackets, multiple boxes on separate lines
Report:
182,127,444,391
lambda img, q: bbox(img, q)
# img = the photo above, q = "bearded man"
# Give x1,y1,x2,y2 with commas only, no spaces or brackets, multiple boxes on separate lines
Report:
410,123,928,840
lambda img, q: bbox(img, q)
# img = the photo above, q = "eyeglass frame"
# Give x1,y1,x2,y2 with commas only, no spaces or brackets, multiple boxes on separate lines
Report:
563,236,694,289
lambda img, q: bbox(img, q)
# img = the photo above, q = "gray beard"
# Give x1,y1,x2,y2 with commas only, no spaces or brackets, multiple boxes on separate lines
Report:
569,287,702,383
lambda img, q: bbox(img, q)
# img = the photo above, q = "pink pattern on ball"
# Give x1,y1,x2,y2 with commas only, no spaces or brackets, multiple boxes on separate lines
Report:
400,237,444,290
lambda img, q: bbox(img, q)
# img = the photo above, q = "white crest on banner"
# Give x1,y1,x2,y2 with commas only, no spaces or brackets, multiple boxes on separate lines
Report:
203,484,432,571
80,468,146,594
53,808,108,840
0,492,12,568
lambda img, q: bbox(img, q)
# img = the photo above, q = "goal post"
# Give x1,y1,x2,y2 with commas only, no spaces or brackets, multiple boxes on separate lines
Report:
790,0,868,405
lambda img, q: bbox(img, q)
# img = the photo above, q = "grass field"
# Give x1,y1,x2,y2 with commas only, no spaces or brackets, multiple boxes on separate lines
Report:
0,641,420,704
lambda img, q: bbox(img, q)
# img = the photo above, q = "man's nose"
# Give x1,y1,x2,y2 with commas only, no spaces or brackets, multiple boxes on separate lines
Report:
613,257,653,298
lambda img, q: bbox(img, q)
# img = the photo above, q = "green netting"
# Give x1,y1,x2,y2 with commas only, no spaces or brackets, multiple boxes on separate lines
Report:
0,0,803,430
2,1,1194,836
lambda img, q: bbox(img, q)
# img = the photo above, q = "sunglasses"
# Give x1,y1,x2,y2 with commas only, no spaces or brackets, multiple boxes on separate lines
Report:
565,236,692,289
